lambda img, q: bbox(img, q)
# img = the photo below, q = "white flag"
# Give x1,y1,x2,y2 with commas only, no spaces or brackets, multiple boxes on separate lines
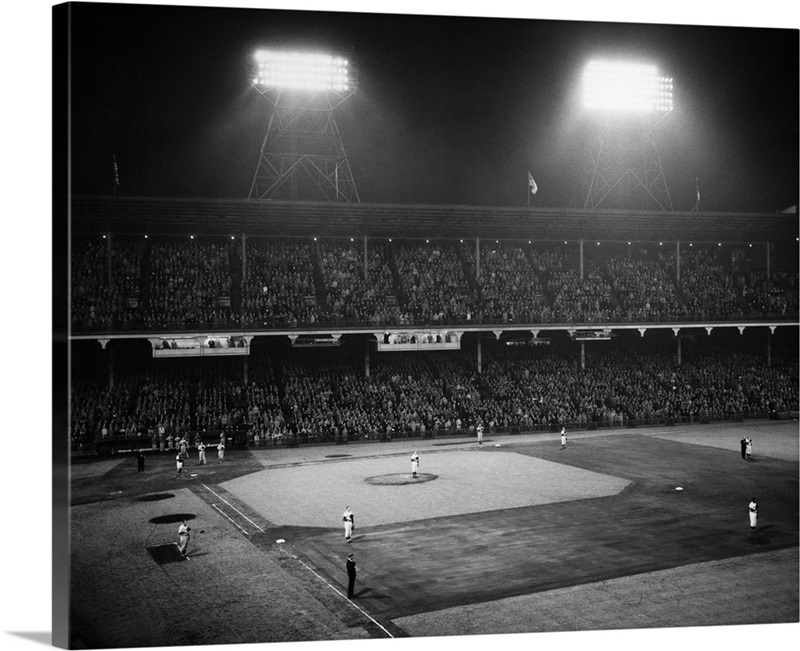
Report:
528,171,538,195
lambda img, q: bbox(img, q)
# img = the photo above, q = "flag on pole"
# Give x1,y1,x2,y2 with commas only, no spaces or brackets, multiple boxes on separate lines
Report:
695,177,700,204
113,154,120,187
528,171,538,195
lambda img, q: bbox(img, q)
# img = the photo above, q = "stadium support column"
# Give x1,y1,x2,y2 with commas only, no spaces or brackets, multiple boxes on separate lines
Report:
108,343,115,390
475,237,481,281
767,327,774,367
97,339,113,390
675,241,681,284
579,239,584,281
766,241,771,280
242,233,247,283
364,338,371,377
477,337,482,374
106,232,112,286
363,236,368,283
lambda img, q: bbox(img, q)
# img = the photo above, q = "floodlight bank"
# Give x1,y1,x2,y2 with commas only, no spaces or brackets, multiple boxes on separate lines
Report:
582,59,673,113
253,50,352,91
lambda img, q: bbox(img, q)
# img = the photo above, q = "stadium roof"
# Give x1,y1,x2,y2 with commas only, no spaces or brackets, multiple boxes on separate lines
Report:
69,195,798,244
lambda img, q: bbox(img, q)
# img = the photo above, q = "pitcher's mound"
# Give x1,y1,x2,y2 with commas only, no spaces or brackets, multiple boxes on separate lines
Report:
365,473,438,485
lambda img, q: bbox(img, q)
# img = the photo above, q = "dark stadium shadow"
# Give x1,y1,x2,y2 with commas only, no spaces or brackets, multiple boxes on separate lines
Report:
756,524,776,532
149,513,196,525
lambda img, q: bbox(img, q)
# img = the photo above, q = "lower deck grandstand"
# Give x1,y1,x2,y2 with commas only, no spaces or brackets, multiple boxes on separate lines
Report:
70,327,798,455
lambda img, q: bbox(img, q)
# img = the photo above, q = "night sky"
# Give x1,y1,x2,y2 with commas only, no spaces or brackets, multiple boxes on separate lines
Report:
67,3,799,212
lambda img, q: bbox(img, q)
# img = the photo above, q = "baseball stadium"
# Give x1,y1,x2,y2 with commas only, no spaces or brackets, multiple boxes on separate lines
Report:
54,5,799,651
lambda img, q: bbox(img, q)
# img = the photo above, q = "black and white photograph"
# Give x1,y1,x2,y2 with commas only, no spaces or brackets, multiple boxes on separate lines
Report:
5,2,800,651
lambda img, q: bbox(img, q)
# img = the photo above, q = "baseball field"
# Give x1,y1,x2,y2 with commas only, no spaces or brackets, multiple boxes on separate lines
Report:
67,420,799,649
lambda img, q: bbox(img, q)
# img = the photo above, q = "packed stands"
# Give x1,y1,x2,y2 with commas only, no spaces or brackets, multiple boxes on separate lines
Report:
69,329,798,454
69,237,799,332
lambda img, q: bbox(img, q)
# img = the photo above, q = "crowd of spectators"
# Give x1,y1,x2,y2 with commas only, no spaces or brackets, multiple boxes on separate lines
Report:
240,240,319,328
145,239,235,329
393,242,477,324
606,249,684,321
316,242,402,326
71,237,143,330
69,335,798,452
71,237,798,332
679,247,743,319
477,244,545,324
246,364,287,445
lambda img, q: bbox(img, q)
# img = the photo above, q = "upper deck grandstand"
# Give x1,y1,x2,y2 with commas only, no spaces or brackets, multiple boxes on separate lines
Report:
70,196,798,335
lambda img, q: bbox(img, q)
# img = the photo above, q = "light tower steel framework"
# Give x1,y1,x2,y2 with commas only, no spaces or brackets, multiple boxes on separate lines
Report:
248,54,360,202
572,61,674,211
575,114,673,211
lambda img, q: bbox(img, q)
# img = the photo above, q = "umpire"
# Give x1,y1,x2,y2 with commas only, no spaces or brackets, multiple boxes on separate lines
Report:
346,553,357,599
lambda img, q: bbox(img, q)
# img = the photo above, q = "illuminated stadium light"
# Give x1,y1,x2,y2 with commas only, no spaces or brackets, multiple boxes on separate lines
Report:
574,58,675,210
252,50,353,92
582,60,673,113
248,47,360,202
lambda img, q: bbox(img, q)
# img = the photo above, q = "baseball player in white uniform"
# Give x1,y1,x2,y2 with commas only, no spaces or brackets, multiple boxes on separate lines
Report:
217,442,225,463
177,520,191,558
477,423,484,445
411,451,420,478
198,441,207,465
749,498,758,532
560,427,567,450
342,506,354,543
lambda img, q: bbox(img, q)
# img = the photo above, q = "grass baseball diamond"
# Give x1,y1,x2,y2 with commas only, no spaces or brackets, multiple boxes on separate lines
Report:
67,420,798,648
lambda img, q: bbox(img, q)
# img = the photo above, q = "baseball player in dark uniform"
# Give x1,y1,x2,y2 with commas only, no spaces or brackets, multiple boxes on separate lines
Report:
346,553,357,598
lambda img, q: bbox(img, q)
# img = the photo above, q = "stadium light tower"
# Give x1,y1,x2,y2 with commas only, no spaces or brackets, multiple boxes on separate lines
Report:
248,50,360,202
572,59,674,211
